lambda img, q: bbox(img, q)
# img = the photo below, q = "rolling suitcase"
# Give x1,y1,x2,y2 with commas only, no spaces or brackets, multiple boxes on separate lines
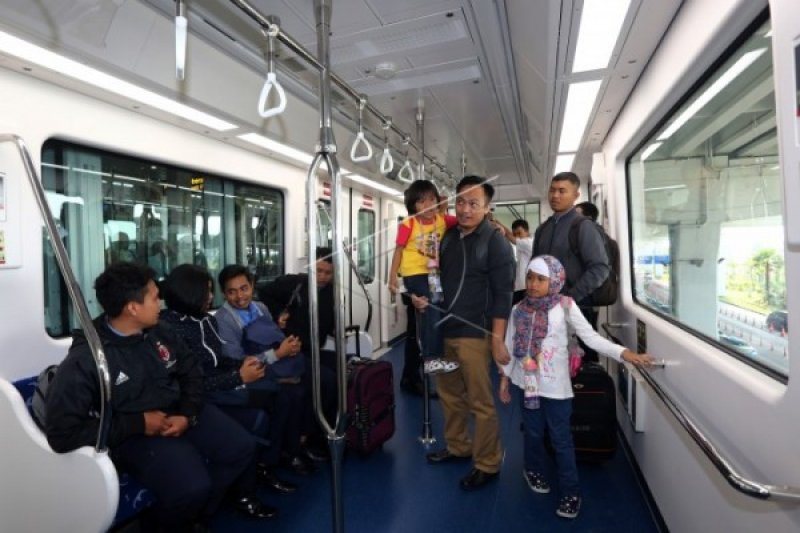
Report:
346,358,395,454
569,362,617,462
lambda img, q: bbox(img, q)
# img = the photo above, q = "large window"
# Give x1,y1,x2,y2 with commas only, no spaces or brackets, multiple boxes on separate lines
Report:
493,202,540,233
627,18,787,378
42,140,284,336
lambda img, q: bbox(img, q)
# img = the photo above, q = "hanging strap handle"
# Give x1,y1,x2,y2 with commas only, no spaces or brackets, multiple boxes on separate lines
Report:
350,95,373,162
258,24,287,118
379,118,394,174
398,135,415,183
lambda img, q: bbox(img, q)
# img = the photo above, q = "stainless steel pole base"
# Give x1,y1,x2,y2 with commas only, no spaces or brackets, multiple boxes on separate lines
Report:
328,434,347,533
418,375,437,446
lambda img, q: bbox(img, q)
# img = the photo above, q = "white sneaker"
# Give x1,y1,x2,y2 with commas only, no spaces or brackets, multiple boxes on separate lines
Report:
424,358,460,375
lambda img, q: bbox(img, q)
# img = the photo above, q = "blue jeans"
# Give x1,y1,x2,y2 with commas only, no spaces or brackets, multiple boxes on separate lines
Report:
403,274,444,359
521,396,580,497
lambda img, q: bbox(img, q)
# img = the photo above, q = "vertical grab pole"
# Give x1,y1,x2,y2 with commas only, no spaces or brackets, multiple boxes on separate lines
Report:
309,1,347,532
414,102,435,446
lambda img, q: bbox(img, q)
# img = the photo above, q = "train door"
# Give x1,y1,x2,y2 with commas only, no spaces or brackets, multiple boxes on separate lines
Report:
349,189,381,347
383,197,406,343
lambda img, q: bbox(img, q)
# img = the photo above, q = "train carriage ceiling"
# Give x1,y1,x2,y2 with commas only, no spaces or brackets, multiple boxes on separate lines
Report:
0,0,682,200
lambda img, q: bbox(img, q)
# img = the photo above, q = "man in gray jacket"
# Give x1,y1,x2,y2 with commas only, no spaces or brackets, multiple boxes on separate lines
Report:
533,172,610,361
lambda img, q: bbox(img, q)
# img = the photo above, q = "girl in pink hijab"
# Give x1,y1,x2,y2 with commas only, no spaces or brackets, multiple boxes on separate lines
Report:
499,255,651,520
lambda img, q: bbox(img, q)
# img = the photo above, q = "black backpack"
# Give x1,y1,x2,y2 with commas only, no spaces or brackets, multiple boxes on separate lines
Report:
31,364,59,430
568,217,619,306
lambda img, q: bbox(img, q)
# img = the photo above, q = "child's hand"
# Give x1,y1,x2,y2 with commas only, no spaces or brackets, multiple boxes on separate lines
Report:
410,293,429,312
499,377,511,404
621,350,655,367
388,278,399,294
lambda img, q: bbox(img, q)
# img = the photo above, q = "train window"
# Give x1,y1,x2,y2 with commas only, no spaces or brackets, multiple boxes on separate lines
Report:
627,19,788,377
357,208,375,284
41,140,284,337
493,202,540,232
317,199,333,248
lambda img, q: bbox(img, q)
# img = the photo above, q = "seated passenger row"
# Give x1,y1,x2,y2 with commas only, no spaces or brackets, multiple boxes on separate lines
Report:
43,251,339,532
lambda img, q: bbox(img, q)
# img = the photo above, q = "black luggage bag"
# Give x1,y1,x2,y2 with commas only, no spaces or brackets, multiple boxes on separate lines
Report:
569,362,617,462
346,358,395,454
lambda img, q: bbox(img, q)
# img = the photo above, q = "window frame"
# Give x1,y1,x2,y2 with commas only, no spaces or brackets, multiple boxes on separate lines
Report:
41,138,285,338
624,9,786,383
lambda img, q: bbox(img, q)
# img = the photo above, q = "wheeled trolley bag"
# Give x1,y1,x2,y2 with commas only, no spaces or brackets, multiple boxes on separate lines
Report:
346,358,395,454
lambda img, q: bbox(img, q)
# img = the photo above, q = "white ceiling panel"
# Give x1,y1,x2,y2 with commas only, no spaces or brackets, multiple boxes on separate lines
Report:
364,0,462,25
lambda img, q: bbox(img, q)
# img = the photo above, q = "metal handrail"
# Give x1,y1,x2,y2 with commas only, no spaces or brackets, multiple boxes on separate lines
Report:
228,0,457,181
305,1,348,532
1,134,113,452
602,323,800,502
316,202,373,333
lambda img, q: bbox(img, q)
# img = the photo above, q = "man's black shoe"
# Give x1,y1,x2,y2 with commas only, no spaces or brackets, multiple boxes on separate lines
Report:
232,497,278,519
283,454,317,476
425,448,471,464
459,468,499,491
257,464,297,494
303,443,331,463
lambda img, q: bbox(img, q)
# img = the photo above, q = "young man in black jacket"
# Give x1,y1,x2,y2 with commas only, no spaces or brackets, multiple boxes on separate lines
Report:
45,263,270,531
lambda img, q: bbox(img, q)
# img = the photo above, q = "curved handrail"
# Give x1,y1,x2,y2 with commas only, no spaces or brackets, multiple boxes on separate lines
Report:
317,202,373,333
342,238,373,332
0,134,112,452
602,323,800,502
307,1,348,532
257,24,287,118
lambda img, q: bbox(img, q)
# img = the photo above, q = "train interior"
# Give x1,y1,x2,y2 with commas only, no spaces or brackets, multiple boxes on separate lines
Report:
0,0,799,531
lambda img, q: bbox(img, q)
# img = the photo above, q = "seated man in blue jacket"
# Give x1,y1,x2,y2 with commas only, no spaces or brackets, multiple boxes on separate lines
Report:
44,262,269,532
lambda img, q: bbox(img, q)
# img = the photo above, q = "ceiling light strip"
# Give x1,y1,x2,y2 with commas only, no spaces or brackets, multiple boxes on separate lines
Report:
558,80,602,153
0,29,237,131
572,0,631,73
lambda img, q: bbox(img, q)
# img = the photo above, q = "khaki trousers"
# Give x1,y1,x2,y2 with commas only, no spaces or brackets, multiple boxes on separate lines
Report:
436,337,502,473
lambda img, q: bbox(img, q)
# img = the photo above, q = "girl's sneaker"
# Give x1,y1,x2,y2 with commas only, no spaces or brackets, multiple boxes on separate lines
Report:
556,495,581,519
423,358,460,375
523,471,550,494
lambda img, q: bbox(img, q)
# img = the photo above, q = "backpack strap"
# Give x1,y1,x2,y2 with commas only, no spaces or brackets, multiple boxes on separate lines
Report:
567,216,589,265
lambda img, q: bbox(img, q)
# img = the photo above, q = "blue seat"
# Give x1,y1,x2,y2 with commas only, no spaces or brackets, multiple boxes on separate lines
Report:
12,376,155,527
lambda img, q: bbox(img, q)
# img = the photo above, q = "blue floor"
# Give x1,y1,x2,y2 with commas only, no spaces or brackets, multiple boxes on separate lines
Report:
210,340,661,532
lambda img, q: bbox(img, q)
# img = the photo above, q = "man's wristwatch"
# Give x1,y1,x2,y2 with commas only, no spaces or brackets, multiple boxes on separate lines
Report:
187,415,199,427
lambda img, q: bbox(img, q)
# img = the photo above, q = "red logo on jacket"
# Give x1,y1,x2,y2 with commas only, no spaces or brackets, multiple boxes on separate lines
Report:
156,342,171,362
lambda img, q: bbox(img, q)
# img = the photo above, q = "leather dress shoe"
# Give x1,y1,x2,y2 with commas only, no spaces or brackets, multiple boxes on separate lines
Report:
459,468,499,491
302,443,330,463
284,454,317,476
232,496,278,519
425,448,471,464
257,464,297,494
